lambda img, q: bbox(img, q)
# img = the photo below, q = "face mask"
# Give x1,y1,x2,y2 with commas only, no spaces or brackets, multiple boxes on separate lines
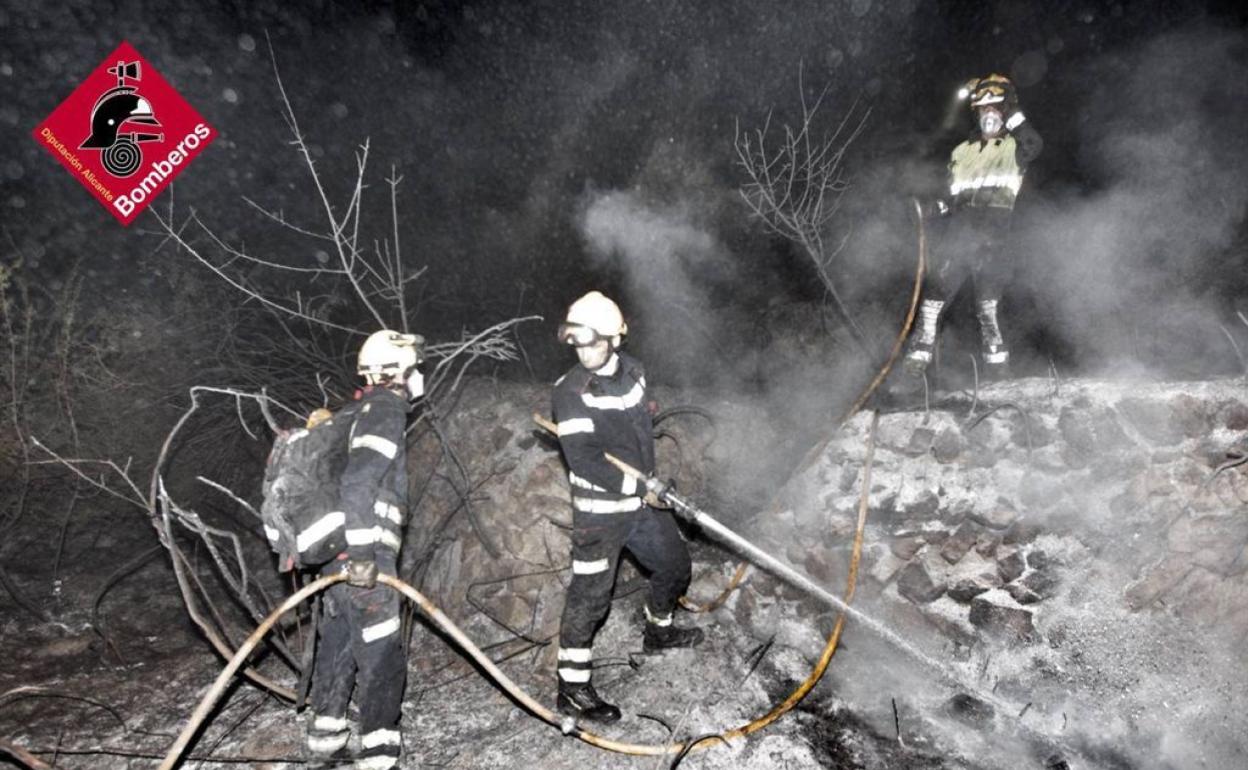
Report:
575,340,613,372
405,368,425,399
979,110,1003,137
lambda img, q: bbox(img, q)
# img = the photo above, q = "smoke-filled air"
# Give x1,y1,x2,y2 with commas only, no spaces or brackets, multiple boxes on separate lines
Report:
2,2,1246,769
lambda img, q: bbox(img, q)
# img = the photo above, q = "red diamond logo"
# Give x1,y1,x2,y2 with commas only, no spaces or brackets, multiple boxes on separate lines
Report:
32,41,216,226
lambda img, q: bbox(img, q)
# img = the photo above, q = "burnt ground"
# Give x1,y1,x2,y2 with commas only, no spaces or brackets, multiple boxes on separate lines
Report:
5,376,1248,769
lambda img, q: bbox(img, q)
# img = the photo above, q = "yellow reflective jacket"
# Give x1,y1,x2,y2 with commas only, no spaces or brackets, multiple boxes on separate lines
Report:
947,118,1043,211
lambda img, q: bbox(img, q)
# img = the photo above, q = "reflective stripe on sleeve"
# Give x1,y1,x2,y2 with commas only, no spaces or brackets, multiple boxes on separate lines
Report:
355,756,399,770
374,500,403,524
296,511,346,552
264,524,281,542
568,472,606,492
361,616,400,643
557,418,595,436
984,350,1010,364
621,474,637,495
572,496,642,514
572,558,610,575
345,526,402,551
351,434,398,459
377,528,402,551
1005,111,1026,131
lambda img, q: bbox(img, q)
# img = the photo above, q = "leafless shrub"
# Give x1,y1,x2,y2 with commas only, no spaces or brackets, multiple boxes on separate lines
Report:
735,66,871,350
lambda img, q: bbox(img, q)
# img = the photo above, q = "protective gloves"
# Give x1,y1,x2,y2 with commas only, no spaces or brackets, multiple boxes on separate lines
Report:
345,559,379,588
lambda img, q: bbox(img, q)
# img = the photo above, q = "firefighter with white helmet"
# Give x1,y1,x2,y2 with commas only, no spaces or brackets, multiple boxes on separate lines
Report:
305,330,423,769
904,73,1044,380
550,291,704,723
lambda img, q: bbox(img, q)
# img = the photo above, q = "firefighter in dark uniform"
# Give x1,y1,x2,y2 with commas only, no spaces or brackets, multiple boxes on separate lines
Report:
551,291,704,724
305,330,423,770
905,73,1044,379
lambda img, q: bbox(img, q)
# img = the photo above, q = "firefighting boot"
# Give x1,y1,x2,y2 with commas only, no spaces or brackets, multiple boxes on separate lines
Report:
643,622,705,652
642,605,705,652
557,682,622,724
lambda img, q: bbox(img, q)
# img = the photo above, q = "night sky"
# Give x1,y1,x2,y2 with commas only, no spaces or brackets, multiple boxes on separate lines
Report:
4,0,1247,393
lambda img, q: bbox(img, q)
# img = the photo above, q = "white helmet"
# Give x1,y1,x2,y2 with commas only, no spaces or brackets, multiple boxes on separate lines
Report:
559,291,627,346
358,330,424,384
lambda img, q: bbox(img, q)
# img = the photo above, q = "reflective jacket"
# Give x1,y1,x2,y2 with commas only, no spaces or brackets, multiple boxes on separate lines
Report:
552,352,654,515
948,115,1043,211
340,386,411,561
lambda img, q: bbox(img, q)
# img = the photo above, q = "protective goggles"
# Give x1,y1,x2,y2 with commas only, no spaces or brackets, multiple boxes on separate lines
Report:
557,323,606,347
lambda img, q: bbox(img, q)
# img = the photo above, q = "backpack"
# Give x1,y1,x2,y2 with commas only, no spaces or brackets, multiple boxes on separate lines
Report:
260,401,364,571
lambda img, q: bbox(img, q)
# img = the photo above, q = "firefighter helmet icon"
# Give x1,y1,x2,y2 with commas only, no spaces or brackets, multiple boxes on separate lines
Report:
79,60,164,178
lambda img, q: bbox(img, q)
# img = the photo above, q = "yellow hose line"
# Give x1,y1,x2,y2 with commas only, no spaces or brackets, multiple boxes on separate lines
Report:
163,415,878,765
160,572,348,770
678,561,750,613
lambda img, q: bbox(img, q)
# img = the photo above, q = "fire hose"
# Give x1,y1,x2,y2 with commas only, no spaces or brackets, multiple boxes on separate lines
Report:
160,413,878,768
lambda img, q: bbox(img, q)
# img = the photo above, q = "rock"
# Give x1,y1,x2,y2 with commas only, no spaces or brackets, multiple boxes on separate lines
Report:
998,550,1026,582
969,591,1037,643
944,693,995,727
921,528,950,546
969,506,1019,530
866,544,908,586
1008,411,1052,448
838,463,860,493
891,519,927,539
489,424,514,450
1170,394,1212,439
1021,568,1059,598
903,427,936,456
1167,513,1248,576
1005,579,1042,604
903,490,940,519
1059,406,1133,465
1118,397,1183,445
1026,549,1050,570
974,531,1000,558
1124,556,1193,610
1018,473,1062,512
1002,522,1043,546
897,560,946,603
949,576,993,603
890,537,924,560
932,427,966,463
941,522,979,564
1217,400,1248,431
1058,407,1096,462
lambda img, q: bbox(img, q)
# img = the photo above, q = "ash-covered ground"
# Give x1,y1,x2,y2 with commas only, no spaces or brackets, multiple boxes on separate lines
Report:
5,374,1248,769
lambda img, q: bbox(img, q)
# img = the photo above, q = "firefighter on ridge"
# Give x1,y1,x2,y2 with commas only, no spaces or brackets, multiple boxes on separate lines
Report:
305,330,423,770
551,291,704,723
904,73,1043,380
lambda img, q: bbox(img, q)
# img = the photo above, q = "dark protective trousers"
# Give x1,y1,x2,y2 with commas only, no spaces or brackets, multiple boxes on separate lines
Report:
557,506,692,686
309,559,405,759
926,207,1014,304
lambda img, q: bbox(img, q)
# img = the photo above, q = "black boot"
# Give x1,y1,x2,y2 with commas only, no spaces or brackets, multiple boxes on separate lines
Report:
643,622,705,653
557,682,621,724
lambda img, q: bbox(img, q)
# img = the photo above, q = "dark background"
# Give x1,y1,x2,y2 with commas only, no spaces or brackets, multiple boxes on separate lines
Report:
3,0,1247,395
